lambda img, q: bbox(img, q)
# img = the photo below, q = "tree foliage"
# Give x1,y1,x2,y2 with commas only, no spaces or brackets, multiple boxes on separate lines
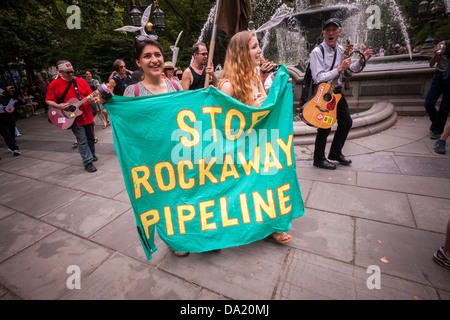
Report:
1,0,449,88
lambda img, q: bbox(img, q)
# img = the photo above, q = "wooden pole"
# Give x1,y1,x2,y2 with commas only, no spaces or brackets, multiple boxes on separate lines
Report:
204,0,220,88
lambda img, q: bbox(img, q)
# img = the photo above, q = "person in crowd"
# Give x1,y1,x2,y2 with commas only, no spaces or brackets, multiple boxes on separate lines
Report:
108,59,133,96
181,42,218,90
85,69,110,130
0,90,21,156
46,60,98,173
91,68,102,83
162,61,181,91
175,67,183,81
38,77,49,114
309,18,372,170
425,40,450,140
218,30,292,244
433,218,450,270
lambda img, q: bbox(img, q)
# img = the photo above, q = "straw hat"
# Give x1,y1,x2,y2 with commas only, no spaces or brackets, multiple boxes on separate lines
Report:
164,61,174,69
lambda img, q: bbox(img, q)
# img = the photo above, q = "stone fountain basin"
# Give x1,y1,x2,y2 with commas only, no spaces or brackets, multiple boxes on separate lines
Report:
293,101,397,145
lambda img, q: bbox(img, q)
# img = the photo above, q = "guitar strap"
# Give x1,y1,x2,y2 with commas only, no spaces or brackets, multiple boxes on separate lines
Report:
72,78,82,100
58,80,73,104
58,78,82,103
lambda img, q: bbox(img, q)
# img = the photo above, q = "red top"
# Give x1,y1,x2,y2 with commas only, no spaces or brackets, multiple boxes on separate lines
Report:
46,76,94,125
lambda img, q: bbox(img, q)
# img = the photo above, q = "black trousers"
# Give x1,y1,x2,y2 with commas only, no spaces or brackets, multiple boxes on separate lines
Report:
0,114,19,151
314,93,352,161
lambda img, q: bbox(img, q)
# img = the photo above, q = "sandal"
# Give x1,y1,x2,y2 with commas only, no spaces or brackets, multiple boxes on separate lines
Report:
72,142,77,149
269,232,292,244
102,124,107,129
94,138,98,143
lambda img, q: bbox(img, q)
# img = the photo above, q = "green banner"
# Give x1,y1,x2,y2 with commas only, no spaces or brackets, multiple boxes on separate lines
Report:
104,65,304,260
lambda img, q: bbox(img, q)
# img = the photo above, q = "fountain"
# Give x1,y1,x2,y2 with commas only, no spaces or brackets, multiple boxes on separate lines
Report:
251,0,436,145
197,0,439,144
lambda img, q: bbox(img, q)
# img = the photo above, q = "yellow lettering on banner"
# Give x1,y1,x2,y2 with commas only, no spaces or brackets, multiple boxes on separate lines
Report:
140,209,160,239
177,205,196,234
263,142,283,172
277,183,292,215
220,154,240,182
224,109,246,140
239,193,251,224
199,199,217,231
177,160,195,189
253,190,276,222
198,157,219,185
220,197,239,227
247,110,270,134
163,206,174,236
202,106,222,142
131,165,154,200
237,146,260,176
177,109,200,147
276,135,294,167
154,161,176,191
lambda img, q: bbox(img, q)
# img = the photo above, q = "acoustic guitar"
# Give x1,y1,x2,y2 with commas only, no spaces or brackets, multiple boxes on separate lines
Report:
301,42,353,129
48,83,112,130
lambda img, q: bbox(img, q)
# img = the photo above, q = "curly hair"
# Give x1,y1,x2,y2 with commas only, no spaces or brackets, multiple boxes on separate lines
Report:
220,31,262,106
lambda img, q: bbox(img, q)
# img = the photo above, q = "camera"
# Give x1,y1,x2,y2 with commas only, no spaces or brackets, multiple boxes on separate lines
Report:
261,64,280,73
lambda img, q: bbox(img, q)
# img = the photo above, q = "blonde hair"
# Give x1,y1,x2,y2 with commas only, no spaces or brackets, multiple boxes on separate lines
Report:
220,31,262,106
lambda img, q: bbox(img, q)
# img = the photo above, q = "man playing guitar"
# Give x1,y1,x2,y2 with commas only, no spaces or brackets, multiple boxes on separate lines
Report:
46,60,98,173
310,18,373,170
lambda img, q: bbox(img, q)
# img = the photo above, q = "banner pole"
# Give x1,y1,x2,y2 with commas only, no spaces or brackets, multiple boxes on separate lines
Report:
204,0,220,88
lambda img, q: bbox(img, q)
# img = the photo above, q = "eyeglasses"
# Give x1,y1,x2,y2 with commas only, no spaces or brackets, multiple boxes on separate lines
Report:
135,34,158,42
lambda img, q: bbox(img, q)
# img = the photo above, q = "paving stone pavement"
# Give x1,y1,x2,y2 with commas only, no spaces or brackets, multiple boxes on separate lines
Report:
0,114,449,301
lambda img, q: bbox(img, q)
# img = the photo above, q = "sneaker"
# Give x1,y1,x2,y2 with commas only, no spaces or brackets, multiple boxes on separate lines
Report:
7,148,20,156
84,162,97,173
430,132,440,140
435,139,446,154
433,246,450,270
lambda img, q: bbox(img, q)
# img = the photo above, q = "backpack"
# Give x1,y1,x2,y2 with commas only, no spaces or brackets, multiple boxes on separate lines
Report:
299,44,325,105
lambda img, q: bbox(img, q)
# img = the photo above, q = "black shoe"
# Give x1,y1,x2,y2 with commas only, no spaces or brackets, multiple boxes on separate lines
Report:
329,154,352,166
313,159,336,170
92,155,98,162
84,162,97,173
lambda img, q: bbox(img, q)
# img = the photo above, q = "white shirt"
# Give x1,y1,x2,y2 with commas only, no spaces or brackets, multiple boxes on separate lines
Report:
310,41,361,87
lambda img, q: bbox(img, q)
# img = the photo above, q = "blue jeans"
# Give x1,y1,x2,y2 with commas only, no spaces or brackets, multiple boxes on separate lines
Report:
71,123,95,166
424,73,450,134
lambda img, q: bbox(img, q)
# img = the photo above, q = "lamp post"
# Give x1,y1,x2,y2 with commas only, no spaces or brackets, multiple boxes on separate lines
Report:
129,0,142,27
419,0,445,54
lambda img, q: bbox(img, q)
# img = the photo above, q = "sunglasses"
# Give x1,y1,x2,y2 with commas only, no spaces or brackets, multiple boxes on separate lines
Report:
135,34,158,41
197,52,208,56
63,70,75,75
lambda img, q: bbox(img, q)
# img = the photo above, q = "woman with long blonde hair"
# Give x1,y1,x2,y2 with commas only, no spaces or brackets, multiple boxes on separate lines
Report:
219,30,292,244
219,31,268,108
